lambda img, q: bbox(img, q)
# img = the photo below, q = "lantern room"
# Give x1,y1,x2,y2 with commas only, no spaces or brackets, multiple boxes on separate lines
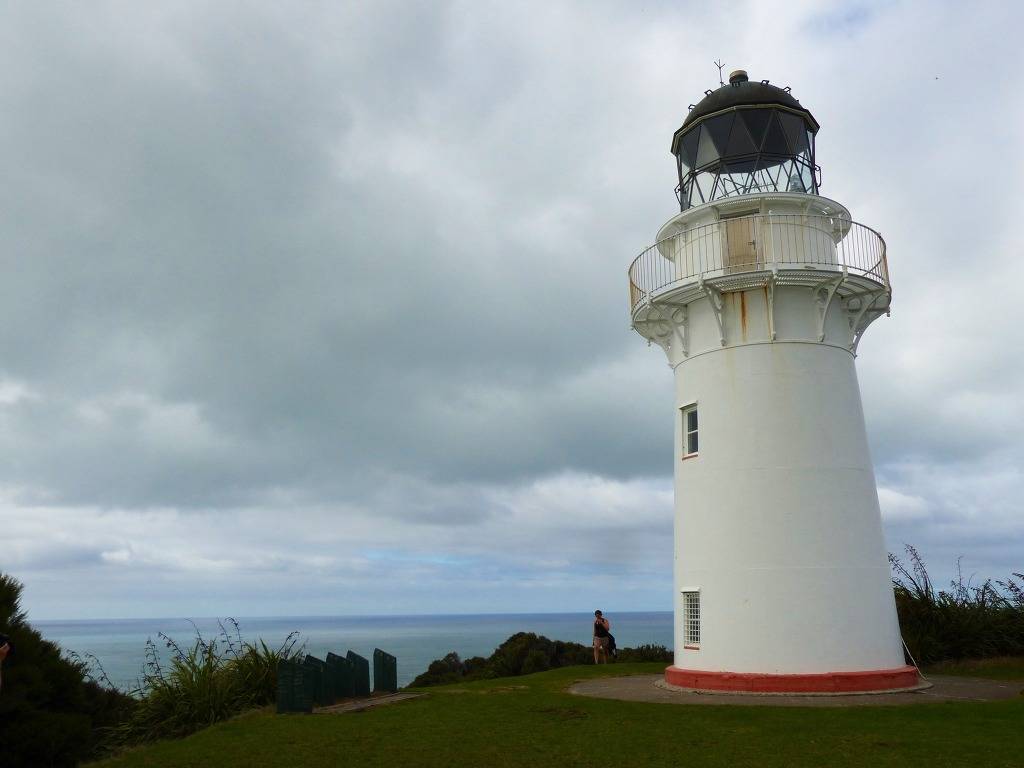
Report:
672,70,820,210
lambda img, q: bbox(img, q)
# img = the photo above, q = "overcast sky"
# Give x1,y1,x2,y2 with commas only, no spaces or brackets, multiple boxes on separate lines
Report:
2,1,1021,620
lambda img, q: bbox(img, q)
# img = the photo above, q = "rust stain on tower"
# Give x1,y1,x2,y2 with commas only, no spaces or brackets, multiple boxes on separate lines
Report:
739,292,748,339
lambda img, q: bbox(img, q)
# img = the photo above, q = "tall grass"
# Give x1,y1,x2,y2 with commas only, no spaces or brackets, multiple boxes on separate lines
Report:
110,619,301,745
891,545,1024,665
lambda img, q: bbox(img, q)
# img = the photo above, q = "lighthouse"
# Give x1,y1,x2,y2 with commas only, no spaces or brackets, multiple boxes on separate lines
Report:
629,70,919,693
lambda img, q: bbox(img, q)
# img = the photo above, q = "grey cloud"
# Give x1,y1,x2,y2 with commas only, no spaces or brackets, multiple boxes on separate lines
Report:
0,1,1020,617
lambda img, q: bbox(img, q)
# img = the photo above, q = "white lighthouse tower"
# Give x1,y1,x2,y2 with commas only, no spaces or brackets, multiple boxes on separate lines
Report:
630,71,918,693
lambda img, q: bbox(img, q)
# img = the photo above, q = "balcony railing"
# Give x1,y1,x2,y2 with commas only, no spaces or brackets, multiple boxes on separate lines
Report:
628,214,888,311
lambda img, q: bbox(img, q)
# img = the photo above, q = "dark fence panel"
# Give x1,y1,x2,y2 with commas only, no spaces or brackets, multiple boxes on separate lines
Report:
276,659,313,714
303,655,333,707
347,651,371,697
373,648,398,693
327,651,355,698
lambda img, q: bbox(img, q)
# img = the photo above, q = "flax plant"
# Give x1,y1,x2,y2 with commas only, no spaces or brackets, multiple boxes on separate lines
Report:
891,545,1024,665
111,620,301,745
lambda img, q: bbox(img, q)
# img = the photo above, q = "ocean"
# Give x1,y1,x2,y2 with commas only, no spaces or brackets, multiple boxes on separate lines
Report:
35,611,673,689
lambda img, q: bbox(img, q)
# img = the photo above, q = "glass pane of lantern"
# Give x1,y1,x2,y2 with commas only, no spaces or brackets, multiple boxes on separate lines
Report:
712,174,725,200
680,128,701,170
785,162,806,192
799,162,815,192
705,113,734,154
728,157,756,174
762,112,789,155
689,174,704,203
717,167,741,196
779,112,807,153
727,165,751,196
740,109,771,149
749,161,770,192
687,181,699,208
696,171,716,203
725,117,757,156
754,157,780,190
695,124,720,168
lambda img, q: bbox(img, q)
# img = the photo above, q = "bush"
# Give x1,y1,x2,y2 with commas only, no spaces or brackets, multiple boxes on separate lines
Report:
110,620,301,746
521,649,550,675
0,573,135,767
616,644,674,663
891,546,1024,665
410,631,671,687
415,651,469,686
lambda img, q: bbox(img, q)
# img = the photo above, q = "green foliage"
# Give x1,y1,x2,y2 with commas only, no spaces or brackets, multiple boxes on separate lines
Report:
415,651,472,686
926,656,1024,680
891,546,1024,665
410,631,671,687
0,573,135,768
110,619,301,746
615,643,676,663
489,633,590,678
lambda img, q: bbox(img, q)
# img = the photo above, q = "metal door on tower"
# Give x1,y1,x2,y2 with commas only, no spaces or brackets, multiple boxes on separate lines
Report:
722,215,760,272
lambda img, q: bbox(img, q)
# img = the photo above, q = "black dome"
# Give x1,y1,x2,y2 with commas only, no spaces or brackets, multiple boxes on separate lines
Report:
673,77,819,153
669,72,822,211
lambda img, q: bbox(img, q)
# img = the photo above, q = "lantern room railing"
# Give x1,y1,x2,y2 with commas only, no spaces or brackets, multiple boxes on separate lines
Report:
628,213,888,312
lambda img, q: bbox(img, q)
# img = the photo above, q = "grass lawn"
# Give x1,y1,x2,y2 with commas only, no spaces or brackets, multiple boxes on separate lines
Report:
94,662,1024,768
925,656,1024,680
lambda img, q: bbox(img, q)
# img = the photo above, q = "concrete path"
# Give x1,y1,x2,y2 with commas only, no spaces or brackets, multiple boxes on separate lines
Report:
569,674,1022,707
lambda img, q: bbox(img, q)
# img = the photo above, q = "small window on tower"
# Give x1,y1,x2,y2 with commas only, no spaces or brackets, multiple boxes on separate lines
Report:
681,405,698,456
682,590,701,648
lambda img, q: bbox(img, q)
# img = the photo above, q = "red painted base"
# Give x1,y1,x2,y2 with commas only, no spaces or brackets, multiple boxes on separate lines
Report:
664,665,920,694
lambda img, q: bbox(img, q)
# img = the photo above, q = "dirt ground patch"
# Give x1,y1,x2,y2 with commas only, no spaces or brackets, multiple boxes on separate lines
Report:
314,692,425,714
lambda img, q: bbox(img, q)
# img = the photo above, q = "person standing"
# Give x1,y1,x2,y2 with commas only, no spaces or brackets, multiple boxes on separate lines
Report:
592,610,610,664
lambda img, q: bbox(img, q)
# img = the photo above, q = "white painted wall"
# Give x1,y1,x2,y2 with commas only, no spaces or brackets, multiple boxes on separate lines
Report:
672,338,904,673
